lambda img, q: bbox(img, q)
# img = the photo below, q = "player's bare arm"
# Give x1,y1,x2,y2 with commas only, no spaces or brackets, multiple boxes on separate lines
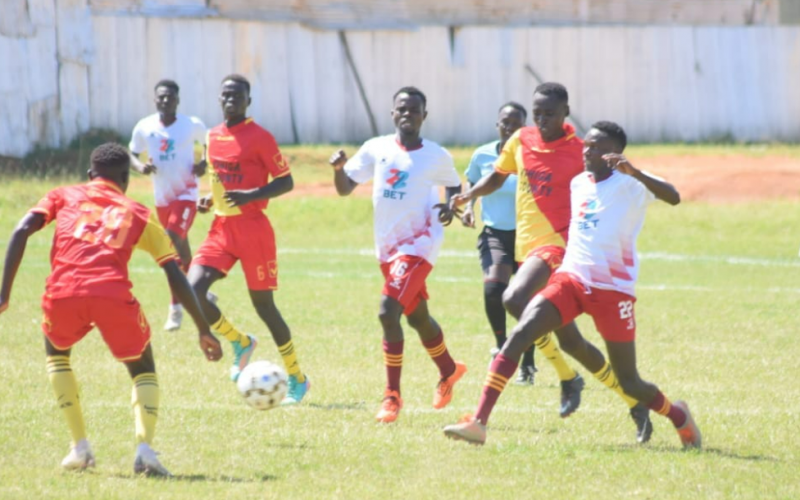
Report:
603,153,681,205
192,144,208,176
0,212,46,314
435,185,464,227
129,152,157,175
460,181,477,228
329,149,359,196
162,260,223,361
223,175,294,208
450,170,508,210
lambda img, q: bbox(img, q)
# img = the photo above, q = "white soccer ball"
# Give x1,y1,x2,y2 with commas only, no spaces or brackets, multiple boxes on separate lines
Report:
236,360,288,410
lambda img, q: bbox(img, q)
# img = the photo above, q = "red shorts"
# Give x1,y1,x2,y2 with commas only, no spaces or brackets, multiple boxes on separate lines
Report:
380,255,432,315
193,213,278,291
156,200,197,239
42,295,151,361
524,245,566,273
539,272,637,342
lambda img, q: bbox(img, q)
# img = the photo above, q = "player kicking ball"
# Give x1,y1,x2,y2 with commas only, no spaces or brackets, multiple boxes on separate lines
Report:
330,86,467,423
444,121,701,449
0,143,222,475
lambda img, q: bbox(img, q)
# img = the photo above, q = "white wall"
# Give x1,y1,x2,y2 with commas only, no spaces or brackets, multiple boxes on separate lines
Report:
2,15,800,156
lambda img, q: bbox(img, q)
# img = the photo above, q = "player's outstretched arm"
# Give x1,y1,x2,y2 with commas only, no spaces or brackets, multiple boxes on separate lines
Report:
450,171,508,211
435,185,464,227
162,261,223,361
0,212,45,314
603,153,681,205
129,152,156,175
223,175,294,208
329,149,358,196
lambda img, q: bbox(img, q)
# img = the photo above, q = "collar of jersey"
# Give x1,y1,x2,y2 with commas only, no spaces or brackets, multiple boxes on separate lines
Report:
89,178,124,194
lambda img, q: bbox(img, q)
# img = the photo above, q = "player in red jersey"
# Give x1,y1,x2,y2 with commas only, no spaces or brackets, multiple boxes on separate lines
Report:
0,143,222,475
450,83,652,441
189,75,309,403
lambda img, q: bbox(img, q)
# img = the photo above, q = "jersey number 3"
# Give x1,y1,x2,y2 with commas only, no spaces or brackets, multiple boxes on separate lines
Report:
73,202,133,249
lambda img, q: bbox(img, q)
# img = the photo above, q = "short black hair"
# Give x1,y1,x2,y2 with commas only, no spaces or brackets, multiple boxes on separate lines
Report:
393,86,427,108
591,121,628,151
154,79,179,93
222,74,251,93
90,143,130,170
499,101,527,119
534,82,569,103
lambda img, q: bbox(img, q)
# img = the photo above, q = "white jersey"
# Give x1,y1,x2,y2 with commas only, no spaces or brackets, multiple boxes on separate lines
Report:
557,170,658,297
344,135,460,265
129,113,206,207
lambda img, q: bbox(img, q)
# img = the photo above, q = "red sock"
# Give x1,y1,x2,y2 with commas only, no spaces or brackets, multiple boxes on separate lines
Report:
474,354,518,425
383,339,403,394
648,390,687,428
421,331,457,379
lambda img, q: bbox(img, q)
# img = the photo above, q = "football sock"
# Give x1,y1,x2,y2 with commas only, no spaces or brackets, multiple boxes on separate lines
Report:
648,390,687,428
277,340,305,383
131,373,159,445
422,331,457,379
592,362,638,408
211,315,250,347
534,332,577,381
383,339,403,393
47,356,87,446
483,280,507,350
475,353,518,425
521,345,535,368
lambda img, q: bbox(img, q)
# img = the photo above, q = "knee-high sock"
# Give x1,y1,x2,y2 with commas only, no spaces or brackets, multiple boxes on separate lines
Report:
592,362,638,408
278,340,305,383
383,339,403,394
534,333,577,381
211,315,249,347
483,280,507,350
648,390,687,428
131,373,159,445
421,331,457,379
475,354,518,425
47,356,87,446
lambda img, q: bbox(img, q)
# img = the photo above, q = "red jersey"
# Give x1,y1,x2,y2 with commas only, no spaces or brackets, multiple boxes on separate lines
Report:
30,179,178,300
206,118,291,217
495,123,584,258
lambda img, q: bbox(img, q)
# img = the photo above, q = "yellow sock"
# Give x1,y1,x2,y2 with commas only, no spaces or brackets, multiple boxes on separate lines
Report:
534,333,577,381
592,362,638,408
131,373,159,445
211,315,249,346
47,356,87,446
278,340,305,383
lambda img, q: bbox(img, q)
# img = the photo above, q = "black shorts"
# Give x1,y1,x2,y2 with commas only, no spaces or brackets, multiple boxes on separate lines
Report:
477,226,517,272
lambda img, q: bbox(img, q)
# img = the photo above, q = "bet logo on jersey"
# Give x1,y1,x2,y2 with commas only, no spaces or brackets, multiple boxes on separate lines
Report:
577,198,600,230
383,169,408,200
158,139,176,161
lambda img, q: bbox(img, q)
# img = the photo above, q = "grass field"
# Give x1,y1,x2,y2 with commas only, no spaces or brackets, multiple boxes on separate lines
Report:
0,146,798,499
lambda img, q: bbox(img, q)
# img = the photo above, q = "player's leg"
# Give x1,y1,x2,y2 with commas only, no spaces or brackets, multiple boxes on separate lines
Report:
250,289,309,404
159,203,196,331
376,293,405,422
162,229,192,331
504,254,582,402
406,299,466,410
444,294,563,444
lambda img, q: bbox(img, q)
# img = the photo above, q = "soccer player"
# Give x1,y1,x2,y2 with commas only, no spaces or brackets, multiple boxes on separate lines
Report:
129,79,208,331
444,122,702,449
461,102,537,384
329,86,467,423
0,143,223,475
188,74,310,404
450,83,651,438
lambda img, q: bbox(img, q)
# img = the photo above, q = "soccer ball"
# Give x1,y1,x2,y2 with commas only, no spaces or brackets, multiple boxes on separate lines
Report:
236,360,288,410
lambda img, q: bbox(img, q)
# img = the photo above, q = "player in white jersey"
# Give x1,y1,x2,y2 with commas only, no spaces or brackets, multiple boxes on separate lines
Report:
445,121,701,449
329,86,467,424
129,79,208,331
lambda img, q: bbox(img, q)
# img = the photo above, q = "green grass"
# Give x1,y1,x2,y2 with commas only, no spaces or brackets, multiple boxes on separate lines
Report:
1,147,799,499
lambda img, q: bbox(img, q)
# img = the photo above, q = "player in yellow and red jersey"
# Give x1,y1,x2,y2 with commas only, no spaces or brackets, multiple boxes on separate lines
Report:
450,83,652,442
0,143,222,475
189,74,309,404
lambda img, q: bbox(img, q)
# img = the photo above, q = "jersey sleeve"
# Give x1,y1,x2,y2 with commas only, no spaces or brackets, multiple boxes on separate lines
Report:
629,171,659,206
129,120,146,155
343,140,376,184
495,131,521,175
259,131,291,180
134,213,179,266
29,188,64,225
465,149,483,184
430,148,461,187
191,116,207,145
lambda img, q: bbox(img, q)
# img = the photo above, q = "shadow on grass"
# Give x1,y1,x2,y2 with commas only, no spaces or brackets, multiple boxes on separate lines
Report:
306,401,367,411
596,444,779,462
110,473,279,483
